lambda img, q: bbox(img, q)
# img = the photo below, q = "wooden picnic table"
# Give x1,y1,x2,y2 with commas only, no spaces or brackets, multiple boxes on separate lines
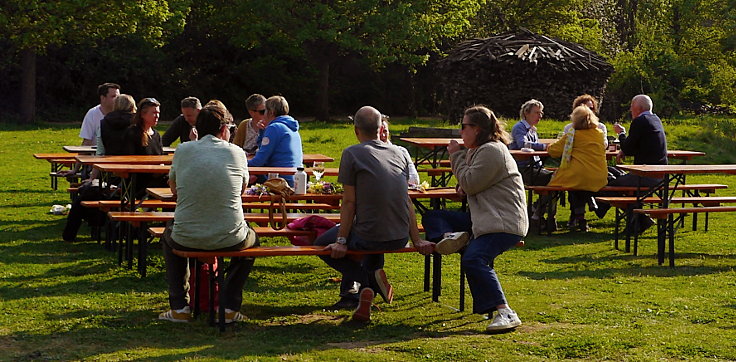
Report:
616,164,736,266
64,145,176,154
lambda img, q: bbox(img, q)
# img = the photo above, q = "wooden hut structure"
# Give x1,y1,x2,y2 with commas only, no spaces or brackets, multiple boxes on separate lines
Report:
437,29,614,121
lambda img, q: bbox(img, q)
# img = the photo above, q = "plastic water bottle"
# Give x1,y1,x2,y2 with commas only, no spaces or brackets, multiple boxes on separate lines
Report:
294,166,307,194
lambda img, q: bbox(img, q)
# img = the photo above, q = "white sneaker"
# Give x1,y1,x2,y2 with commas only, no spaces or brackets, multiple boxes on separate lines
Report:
435,232,469,255
486,308,521,332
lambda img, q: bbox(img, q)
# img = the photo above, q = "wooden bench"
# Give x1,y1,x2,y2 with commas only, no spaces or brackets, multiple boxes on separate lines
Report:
595,196,736,252
83,200,339,212
633,206,736,266
524,184,728,235
172,245,420,331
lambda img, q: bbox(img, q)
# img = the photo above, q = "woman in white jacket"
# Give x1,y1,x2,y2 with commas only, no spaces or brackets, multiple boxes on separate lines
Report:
423,105,528,332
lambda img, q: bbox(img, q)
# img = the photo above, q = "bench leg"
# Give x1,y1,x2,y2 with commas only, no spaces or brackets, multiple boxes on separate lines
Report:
217,257,226,332
192,259,201,318
459,265,465,312
668,215,676,267
423,255,430,292
432,253,441,302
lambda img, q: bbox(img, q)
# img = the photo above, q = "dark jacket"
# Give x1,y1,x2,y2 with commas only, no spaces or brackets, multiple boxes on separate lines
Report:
100,111,134,156
620,112,668,165
161,115,193,147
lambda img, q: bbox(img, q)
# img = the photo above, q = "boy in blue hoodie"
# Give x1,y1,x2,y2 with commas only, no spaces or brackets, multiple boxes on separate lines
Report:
248,95,303,186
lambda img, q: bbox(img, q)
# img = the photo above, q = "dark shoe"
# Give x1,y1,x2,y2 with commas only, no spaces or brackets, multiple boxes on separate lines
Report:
330,297,359,310
577,218,590,232
638,215,655,234
542,217,557,233
352,288,374,322
594,203,610,219
373,269,394,304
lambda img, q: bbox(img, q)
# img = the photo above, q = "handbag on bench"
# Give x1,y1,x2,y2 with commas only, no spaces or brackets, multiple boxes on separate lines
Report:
264,177,295,230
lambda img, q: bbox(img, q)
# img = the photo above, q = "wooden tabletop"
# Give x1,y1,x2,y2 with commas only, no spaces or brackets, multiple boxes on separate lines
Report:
400,137,556,148
93,164,171,178
147,186,460,202
302,154,335,163
509,149,706,161
64,145,176,154
77,155,174,165
34,153,79,160
616,164,736,178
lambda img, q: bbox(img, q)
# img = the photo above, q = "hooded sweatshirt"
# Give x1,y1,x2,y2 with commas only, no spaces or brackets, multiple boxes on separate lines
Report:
248,115,303,185
100,110,134,155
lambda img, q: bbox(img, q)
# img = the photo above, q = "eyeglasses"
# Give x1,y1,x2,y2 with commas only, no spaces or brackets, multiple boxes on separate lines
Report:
461,123,477,130
252,109,266,115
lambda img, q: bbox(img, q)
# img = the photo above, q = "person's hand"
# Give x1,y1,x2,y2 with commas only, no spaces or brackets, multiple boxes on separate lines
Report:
324,242,348,258
613,123,625,135
615,150,626,164
248,175,258,185
256,119,267,129
57,170,74,177
412,239,435,255
456,186,466,197
447,140,461,154
189,127,198,141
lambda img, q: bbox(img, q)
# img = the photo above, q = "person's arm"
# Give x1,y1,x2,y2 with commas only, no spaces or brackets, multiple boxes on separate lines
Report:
509,123,525,150
161,116,184,147
248,124,279,167
406,195,434,254
324,184,355,259
81,138,95,146
619,117,642,157
547,134,566,158
450,143,507,196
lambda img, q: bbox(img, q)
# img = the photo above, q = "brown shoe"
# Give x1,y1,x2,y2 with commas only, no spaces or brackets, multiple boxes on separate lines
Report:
352,288,375,322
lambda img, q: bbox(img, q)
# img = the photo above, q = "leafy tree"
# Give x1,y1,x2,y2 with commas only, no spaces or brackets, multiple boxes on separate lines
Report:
0,0,191,123
219,0,483,121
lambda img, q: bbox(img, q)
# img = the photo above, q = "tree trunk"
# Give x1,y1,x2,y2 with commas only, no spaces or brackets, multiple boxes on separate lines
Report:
20,48,37,124
315,60,330,121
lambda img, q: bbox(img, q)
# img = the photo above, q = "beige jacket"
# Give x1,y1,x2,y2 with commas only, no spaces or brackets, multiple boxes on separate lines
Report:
450,141,528,237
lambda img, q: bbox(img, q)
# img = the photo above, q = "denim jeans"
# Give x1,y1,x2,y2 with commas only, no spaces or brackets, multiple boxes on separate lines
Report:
462,232,522,315
314,225,408,300
421,210,473,242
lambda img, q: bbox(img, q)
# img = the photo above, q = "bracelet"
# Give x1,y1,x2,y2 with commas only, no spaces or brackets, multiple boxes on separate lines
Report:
336,237,347,245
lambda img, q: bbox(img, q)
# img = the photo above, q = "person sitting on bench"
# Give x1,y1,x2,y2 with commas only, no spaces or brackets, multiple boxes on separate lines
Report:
159,103,258,323
314,106,434,322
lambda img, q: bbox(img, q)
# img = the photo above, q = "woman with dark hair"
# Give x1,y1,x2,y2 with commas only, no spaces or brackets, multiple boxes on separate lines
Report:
422,105,528,332
563,94,608,148
124,98,164,156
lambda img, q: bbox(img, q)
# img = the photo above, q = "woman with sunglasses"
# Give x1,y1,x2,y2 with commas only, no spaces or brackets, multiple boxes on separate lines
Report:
422,105,528,333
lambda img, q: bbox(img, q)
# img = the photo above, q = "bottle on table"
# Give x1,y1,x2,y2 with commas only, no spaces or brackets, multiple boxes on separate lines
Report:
294,166,307,194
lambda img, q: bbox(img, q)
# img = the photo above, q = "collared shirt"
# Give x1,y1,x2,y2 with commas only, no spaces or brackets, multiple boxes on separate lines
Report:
510,119,545,168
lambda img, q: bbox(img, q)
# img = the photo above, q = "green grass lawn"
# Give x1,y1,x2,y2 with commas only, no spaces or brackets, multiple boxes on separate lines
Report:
1,117,735,360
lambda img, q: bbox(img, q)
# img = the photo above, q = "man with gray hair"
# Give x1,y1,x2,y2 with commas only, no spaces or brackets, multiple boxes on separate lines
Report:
596,94,668,234
162,96,202,147
313,106,434,322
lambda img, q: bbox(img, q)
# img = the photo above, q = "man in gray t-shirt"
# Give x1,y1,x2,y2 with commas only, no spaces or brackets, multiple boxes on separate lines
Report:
159,104,257,324
314,106,434,322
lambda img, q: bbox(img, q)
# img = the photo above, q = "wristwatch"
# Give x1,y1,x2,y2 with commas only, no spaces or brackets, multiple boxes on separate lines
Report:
336,237,347,245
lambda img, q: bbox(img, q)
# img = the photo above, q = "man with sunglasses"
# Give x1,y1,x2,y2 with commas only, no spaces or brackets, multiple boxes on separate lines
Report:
162,97,202,147
233,94,267,155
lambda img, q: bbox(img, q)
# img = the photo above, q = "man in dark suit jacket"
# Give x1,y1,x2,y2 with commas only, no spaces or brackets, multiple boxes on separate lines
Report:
596,94,668,234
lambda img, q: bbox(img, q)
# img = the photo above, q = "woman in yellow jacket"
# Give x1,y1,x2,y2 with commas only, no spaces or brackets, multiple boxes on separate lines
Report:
547,106,608,231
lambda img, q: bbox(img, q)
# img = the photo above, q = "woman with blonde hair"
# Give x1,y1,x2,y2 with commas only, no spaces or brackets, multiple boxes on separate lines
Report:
422,105,528,332
563,94,608,148
98,94,136,156
547,105,608,231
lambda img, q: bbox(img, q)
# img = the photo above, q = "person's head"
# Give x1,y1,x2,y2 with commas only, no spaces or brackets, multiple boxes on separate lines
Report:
520,99,544,125
461,105,509,147
245,94,267,122
353,106,382,141
113,94,136,114
196,104,232,140
264,96,289,124
180,97,202,126
133,97,161,146
630,94,653,119
572,94,598,113
570,105,599,130
379,115,391,143
98,83,120,110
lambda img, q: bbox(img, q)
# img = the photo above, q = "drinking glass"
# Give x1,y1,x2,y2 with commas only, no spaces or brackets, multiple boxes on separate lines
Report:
312,161,325,181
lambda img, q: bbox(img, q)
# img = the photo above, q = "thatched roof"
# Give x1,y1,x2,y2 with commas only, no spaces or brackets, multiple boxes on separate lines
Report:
437,29,614,121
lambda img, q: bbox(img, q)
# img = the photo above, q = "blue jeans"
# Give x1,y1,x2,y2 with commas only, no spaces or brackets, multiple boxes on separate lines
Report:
314,225,408,300
422,210,473,242
463,232,522,314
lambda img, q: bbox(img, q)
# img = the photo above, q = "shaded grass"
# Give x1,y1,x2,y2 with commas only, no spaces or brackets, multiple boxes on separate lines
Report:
1,117,735,360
